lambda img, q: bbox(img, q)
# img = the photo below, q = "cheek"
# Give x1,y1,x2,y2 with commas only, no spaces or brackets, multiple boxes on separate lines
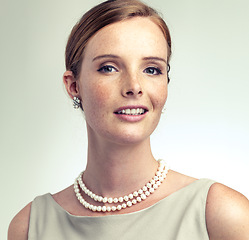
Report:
151,83,168,109
82,81,113,115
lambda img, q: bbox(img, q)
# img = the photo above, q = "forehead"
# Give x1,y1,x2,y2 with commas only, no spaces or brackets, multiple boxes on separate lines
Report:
84,17,168,60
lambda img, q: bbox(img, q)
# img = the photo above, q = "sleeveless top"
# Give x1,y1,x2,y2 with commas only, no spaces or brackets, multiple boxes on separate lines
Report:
28,179,215,240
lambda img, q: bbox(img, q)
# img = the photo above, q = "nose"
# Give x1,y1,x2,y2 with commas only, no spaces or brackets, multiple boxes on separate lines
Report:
121,74,143,98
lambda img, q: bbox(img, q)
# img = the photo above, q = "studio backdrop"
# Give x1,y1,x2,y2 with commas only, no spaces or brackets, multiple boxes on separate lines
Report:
1,0,248,238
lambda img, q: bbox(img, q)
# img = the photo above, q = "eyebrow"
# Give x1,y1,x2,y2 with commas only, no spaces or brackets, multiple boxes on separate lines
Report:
92,54,120,62
142,57,167,64
92,54,167,64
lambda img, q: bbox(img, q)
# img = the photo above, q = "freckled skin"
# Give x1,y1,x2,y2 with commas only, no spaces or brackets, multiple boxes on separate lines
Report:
77,17,168,145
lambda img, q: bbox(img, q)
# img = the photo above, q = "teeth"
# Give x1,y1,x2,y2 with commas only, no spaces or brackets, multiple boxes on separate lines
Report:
117,108,146,115
131,109,136,114
125,109,131,114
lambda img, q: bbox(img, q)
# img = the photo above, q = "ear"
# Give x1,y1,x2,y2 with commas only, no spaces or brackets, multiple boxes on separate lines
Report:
63,71,80,99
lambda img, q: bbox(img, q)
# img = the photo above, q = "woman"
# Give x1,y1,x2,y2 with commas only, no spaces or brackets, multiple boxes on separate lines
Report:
8,0,249,239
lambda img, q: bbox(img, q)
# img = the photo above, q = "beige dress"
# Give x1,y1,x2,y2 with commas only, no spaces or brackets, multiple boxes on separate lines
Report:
28,179,215,240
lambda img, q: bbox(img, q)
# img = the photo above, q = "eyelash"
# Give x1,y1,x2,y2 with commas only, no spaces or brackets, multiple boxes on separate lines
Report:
144,67,162,75
97,65,117,73
97,65,163,75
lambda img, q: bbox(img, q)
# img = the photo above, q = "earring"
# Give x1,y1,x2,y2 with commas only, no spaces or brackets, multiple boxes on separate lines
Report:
73,97,81,109
167,64,170,83
162,105,166,113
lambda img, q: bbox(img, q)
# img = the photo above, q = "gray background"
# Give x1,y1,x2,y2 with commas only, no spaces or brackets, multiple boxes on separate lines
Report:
1,0,249,238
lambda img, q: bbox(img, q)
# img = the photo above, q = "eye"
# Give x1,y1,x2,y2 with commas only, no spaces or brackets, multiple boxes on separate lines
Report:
97,65,118,73
144,67,162,75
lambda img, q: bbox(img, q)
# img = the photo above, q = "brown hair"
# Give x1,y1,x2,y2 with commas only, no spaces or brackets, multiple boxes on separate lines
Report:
65,0,172,81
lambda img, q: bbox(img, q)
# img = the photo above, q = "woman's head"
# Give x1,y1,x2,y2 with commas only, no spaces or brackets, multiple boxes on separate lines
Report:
65,0,171,81
63,1,170,144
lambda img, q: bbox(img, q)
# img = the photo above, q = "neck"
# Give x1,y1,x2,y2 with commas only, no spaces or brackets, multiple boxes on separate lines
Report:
83,130,158,198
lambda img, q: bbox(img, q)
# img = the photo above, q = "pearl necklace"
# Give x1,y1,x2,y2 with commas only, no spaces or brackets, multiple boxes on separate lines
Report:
74,159,169,212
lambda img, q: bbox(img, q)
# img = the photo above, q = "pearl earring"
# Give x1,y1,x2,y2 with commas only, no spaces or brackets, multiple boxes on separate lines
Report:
162,105,166,113
73,97,81,109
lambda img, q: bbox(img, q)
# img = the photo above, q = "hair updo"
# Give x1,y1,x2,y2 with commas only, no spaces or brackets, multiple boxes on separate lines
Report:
65,0,172,81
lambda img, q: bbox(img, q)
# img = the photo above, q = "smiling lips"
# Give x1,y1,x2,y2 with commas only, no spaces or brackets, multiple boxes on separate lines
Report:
114,106,148,123
116,108,147,115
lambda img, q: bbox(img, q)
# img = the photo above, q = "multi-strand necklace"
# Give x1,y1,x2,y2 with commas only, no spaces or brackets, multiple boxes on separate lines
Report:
74,159,169,212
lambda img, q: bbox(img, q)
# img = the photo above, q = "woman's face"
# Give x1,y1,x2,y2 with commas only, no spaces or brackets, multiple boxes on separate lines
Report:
77,17,168,145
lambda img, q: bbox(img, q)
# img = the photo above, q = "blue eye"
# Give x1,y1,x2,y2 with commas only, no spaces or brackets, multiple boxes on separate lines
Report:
97,65,117,73
144,67,162,75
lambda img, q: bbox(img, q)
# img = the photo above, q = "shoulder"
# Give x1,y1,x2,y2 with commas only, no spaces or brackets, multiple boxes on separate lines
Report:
8,202,32,240
206,182,249,240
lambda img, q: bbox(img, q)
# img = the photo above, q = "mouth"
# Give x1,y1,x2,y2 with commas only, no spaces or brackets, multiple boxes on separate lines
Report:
114,107,148,116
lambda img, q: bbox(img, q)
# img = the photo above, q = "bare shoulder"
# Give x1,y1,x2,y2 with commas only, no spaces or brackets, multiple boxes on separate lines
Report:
206,183,249,240
8,202,32,240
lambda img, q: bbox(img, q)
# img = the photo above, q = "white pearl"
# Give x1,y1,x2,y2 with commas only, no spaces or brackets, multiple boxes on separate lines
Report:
118,197,124,203
145,191,150,196
127,201,132,207
111,206,117,211
138,189,143,194
159,166,164,171
141,194,146,200
137,197,142,202
91,194,96,199
103,197,108,203
89,205,93,210
124,196,129,201
133,191,138,197
153,184,158,189
159,177,163,182
154,176,159,181
132,199,137,205
117,205,122,210
156,171,161,176
156,181,161,186
113,198,118,203
98,196,103,202
97,206,102,212
92,206,97,211
75,188,79,193
150,179,155,185
128,194,133,199
149,187,155,193
143,186,148,191
108,198,113,203
122,203,127,209
94,196,98,201
107,206,111,212
102,206,107,212
147,183,152,188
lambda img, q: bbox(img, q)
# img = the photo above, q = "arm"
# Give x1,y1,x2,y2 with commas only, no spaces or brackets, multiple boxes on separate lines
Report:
8,202,32,240
206,183,249,240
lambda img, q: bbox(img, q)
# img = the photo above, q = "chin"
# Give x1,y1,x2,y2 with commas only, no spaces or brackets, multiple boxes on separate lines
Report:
104,129,152,146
